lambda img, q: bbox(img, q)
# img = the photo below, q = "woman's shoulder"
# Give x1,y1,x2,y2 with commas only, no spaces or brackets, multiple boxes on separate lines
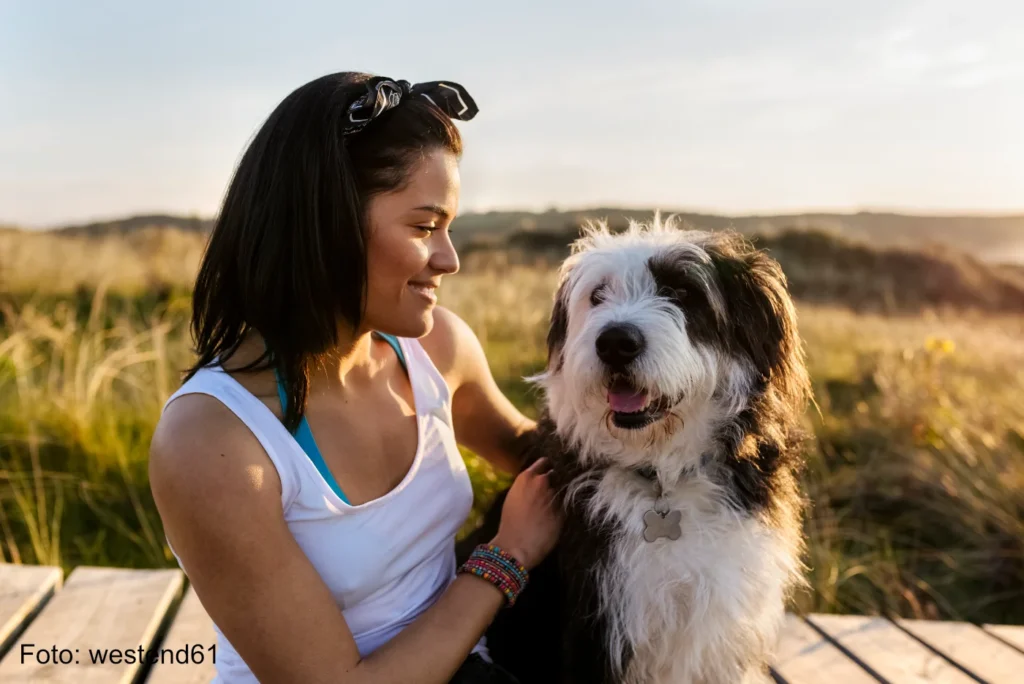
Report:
150,390,285,513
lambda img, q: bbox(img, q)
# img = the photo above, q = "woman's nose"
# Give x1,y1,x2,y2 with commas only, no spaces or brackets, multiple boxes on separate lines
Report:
430,233,460,275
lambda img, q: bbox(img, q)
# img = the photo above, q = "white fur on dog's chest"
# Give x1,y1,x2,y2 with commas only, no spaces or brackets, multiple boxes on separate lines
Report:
584,470,791,684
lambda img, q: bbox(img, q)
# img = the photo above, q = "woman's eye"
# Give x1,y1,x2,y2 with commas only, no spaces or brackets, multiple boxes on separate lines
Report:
415,224,436,233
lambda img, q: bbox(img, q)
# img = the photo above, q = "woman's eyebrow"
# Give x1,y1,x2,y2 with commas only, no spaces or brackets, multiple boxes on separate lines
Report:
412,204,452,220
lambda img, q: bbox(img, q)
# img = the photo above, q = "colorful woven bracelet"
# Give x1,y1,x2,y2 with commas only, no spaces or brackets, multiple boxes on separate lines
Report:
458,544,530,607
477,544,529,586
475,546,528,586
460,555,526,606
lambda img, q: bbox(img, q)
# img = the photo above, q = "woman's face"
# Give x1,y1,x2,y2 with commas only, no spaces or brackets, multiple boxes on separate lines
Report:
361,147,461,338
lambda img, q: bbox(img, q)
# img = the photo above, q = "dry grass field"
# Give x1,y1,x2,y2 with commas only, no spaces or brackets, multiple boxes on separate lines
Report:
1,227,1022,625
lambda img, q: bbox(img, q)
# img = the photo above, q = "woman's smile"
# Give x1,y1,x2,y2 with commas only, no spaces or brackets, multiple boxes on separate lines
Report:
409,280,439,304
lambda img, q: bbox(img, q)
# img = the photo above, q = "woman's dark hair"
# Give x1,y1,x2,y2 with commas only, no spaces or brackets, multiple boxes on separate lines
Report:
184,71,463,431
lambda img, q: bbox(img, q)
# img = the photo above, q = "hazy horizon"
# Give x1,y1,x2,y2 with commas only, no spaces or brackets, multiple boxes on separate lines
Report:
11,204,1024,233
3,0,1023,227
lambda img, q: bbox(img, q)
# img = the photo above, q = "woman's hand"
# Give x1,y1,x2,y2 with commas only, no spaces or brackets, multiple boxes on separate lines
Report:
491,457,563,570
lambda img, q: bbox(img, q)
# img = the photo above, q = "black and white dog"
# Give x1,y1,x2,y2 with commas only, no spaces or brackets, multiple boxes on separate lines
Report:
462,216,811,684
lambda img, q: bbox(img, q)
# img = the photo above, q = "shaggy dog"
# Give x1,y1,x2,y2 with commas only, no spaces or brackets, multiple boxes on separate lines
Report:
459,216,811,684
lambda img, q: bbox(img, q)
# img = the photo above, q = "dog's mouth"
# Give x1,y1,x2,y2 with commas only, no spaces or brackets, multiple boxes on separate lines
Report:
606,376,674,430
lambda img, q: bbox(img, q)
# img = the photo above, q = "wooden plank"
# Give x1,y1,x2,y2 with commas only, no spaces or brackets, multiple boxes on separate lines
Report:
898,618,1024,684
146,585,218,684
0,564,63,658
984,624,1024,653
0,566,183,683
772,613,877,683
807,613,975,683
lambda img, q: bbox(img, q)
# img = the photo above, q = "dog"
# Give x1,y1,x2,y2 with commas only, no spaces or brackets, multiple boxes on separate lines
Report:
460,216,811,684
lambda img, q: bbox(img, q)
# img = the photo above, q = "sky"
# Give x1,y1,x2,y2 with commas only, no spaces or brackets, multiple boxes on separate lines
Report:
2,0,1023,227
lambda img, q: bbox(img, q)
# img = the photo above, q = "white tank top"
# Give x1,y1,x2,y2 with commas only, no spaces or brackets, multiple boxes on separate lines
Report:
161,336,489,683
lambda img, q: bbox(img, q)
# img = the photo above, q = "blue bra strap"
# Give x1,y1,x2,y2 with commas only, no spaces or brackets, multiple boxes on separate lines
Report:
271,364,351,505
373,331,406,370
264,332,407,506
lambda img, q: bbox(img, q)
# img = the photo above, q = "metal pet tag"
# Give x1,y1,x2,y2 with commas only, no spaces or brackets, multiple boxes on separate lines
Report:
643,497,682,543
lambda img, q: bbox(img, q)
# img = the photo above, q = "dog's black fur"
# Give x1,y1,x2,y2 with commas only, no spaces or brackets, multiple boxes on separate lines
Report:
457,419,623,684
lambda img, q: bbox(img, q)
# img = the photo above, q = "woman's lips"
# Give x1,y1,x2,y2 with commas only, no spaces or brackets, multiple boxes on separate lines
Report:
408,282,437,303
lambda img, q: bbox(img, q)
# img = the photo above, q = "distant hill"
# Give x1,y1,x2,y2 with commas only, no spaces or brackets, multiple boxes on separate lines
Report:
53,214,213,237
461,225,1024,315
760,229,1024,314
448,208,1024,264
4,213,1023,313
34,208,1024,264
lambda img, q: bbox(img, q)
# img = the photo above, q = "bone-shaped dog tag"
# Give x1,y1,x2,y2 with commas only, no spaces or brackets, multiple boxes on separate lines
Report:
643,508,682,543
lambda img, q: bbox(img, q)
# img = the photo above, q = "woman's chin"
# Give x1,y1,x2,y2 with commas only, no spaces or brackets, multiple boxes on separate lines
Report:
370,309,433,339
408,313,433,338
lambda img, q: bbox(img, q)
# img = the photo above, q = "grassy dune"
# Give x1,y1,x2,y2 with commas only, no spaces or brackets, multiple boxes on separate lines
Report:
1,229,1022,625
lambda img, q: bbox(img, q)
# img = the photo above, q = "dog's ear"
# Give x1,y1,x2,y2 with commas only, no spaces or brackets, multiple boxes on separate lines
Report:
546,276,571,372
706,237,795,382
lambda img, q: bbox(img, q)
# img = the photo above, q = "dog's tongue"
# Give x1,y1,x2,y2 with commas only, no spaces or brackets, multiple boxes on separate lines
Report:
608,381,649,413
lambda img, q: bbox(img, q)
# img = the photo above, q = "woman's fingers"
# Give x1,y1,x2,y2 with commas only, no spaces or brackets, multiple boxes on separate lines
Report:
526,456,550,473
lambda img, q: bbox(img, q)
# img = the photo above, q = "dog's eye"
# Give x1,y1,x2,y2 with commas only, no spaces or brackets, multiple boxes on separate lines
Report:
658,285,687,301
590,285,607,307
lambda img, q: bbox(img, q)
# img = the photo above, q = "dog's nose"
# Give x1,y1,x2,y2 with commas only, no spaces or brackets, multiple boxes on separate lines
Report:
596,324,645,368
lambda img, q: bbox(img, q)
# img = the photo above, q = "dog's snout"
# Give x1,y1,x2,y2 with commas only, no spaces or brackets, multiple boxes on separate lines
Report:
596,324,645,368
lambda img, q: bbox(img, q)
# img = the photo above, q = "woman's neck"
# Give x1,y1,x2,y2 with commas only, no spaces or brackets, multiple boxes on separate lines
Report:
309,329,385,393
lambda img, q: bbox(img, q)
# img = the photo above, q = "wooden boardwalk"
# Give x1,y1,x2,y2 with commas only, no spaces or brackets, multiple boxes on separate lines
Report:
2,563,1024,682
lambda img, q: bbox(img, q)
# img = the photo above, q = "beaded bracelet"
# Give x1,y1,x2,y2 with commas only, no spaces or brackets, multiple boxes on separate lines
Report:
458,543,530,607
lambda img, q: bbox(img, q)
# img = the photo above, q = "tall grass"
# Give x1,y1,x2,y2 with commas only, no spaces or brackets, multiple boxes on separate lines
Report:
0,284,193,570
1,231,1022,624
797,308,1024,621
0,227,204,294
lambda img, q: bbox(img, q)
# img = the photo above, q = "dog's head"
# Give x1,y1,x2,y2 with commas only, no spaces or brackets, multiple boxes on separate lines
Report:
534,215,807,470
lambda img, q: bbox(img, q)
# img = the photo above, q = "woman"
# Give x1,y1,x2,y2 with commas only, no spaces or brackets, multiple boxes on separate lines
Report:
149,72,562,684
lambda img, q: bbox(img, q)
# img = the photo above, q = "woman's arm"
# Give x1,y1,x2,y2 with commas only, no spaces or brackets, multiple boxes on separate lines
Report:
421,306,537,475
150,394,554,684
